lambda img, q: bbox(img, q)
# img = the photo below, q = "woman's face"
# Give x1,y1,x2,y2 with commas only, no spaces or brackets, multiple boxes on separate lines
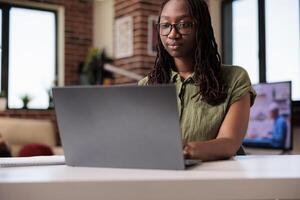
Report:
159,0,196,59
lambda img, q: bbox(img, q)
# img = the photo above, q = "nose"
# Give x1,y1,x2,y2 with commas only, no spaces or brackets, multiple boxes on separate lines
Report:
168,25,180,39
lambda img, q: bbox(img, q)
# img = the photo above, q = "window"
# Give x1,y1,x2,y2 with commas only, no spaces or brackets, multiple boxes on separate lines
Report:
0,3,57,109
265,0,300,101
222,0,300,101
232,0,259,83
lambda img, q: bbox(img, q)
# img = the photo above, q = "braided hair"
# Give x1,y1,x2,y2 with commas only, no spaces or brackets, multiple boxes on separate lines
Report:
148,0,227,104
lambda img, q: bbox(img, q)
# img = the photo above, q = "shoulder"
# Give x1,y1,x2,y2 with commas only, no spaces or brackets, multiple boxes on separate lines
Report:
277,116,287,124
138,76,149,86
220,64,252,88
275,116,287,131
221,65,249,82
221,65,256,106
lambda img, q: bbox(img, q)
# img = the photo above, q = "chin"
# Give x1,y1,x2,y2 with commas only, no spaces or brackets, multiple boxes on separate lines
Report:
167,50,184,58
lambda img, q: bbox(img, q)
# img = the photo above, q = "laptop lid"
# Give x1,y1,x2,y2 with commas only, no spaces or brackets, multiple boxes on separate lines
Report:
53,85,186,170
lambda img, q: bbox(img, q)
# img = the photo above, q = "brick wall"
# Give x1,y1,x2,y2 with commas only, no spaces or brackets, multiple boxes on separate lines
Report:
114,0,161,84
0,0,93,142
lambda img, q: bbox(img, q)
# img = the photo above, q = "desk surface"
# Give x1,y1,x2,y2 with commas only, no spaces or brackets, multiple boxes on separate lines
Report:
1,155,300,200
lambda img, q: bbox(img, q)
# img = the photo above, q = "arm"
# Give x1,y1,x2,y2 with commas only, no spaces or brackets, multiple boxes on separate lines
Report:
183,93,251,161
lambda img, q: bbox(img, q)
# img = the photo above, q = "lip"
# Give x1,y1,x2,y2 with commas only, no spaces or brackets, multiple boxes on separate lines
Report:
168,45,180,50
168,43,182,50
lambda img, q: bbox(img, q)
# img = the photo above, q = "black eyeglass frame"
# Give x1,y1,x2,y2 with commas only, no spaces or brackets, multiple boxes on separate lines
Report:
157,22,196,36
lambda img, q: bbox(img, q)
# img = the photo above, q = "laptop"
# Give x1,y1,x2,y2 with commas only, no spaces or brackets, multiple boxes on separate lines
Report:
53,85,200,170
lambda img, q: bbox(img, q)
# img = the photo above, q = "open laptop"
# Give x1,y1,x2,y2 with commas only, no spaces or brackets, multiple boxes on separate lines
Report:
53,85,200,170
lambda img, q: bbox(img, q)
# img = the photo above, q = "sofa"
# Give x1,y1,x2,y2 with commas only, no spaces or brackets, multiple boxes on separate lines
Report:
0,117,63,156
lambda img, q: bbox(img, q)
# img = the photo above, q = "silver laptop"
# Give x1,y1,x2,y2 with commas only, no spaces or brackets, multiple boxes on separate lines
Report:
53,85,200,170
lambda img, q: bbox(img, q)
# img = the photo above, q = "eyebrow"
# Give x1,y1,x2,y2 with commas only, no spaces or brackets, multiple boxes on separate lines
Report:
160,15,191,20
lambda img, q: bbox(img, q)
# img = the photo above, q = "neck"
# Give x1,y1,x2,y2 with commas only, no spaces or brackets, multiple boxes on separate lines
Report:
174,57,194,79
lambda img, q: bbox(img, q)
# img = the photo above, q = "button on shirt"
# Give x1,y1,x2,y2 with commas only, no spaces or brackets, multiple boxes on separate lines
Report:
138,65,256,142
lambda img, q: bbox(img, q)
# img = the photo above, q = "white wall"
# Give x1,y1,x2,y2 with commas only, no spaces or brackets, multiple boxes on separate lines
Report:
93,0,114,58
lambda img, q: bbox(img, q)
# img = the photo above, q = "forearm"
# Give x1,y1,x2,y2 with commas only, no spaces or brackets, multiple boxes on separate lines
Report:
184,93,250,162
184,138,241,162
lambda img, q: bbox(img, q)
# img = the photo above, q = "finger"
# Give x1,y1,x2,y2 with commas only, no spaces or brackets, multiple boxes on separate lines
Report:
183,149,190,159
182,140,187,148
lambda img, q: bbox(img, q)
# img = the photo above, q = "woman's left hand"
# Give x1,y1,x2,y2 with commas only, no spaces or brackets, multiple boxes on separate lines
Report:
183,141,200,159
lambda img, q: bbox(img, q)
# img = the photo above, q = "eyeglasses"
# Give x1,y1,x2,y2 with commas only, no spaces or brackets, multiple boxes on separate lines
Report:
157,22,195,36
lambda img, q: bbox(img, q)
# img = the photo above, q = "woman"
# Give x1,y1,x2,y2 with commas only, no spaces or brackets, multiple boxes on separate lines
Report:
138,0,256,161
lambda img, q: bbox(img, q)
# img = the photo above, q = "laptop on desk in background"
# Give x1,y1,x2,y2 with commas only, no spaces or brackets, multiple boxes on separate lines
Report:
52,85,200,170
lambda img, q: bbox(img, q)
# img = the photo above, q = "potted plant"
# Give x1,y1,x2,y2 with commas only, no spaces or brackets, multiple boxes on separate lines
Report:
0,91,7,111
82,48,114,85
47,88,54,109
20,94,32,109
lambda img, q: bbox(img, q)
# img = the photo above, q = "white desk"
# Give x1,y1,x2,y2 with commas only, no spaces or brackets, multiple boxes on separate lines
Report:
1,155,300,200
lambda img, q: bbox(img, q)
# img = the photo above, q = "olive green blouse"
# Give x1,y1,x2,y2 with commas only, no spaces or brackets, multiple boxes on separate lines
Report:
138,65,256,142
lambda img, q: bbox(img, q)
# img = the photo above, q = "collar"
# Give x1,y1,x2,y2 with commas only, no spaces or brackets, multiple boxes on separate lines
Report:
171,70,179,82
170,69,196,83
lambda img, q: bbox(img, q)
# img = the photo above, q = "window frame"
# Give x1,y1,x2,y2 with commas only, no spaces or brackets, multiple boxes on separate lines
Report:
221,0,300,122
0,2,59,110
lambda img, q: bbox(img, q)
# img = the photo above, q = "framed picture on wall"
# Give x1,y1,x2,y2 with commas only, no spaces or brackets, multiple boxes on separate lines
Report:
147,15,158,56
115,16,134,59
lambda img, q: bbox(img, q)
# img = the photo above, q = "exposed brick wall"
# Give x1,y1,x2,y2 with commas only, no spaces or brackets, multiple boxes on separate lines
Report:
114,0,161,84
0,0,93,142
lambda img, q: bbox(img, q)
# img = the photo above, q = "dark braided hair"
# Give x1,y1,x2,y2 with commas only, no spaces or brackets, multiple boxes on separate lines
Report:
148,0,227,104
